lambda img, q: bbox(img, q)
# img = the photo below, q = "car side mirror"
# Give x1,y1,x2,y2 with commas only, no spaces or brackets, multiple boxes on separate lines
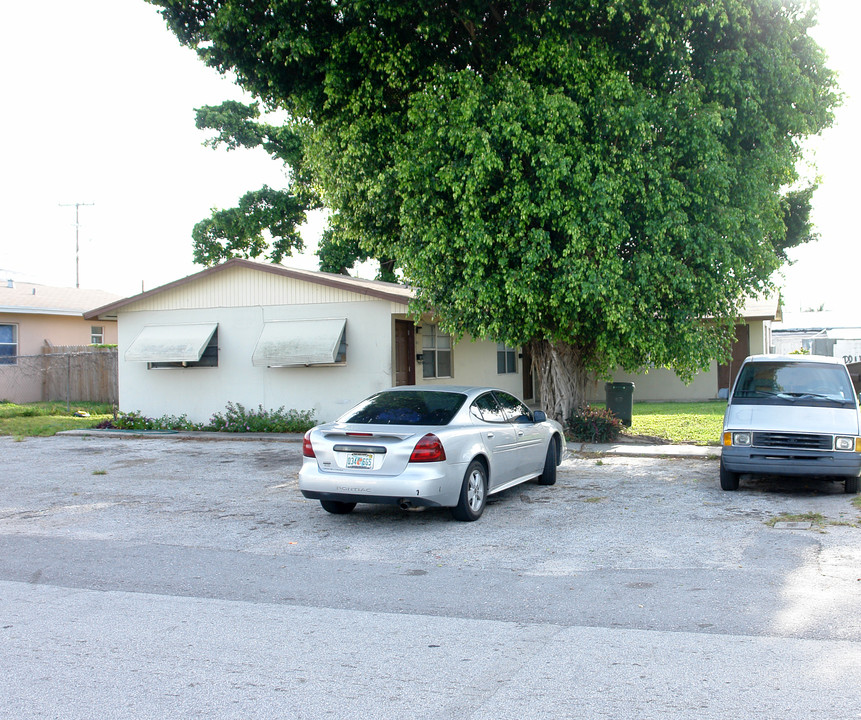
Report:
532,410,547,423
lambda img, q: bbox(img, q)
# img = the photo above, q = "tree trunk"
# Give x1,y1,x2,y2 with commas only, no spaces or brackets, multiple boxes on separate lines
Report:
527,339,591,424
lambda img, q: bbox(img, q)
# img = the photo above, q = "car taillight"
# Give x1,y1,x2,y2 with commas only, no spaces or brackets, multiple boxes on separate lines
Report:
409,433,446,462
302,430,316,458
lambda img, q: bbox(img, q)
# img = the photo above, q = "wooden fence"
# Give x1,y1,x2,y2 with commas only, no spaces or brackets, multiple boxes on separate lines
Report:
0,345,118,404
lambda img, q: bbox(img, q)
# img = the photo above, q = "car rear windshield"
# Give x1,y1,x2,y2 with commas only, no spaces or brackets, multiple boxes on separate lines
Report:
340,391,467,425
732,361,856,407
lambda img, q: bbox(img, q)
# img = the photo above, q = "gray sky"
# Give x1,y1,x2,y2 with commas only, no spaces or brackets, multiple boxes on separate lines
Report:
1,0,857,312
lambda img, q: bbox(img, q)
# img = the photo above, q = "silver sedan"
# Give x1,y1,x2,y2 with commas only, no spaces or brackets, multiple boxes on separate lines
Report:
299,386,566,521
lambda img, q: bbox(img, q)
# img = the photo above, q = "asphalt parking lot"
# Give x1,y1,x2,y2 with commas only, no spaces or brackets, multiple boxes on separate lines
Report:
1,433,860,719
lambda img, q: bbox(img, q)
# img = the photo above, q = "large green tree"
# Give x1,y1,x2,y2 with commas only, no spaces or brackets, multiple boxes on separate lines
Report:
151,0,838,420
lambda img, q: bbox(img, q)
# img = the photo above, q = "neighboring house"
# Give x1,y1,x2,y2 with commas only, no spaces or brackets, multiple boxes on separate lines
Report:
0,279,120,358
0,280,121,402
591,295,782,402
85,259,532,423
771,310,861,393
771,310,861,360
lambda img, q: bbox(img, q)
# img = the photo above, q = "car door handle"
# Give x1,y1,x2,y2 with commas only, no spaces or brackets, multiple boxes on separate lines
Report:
517,430,524,436
487,432,494,438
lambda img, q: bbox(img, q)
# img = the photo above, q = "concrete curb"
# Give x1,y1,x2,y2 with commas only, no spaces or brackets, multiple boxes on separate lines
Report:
574,442,718,459
58,429,304,443
58,429,716,457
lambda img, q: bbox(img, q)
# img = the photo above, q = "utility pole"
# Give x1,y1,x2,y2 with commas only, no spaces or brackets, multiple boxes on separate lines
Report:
59,202,94,288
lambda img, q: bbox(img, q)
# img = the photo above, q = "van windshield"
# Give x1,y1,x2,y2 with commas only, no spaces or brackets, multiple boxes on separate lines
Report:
732,361,856,407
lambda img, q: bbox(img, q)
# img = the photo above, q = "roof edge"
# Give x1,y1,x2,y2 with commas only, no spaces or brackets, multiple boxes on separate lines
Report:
1,307,88,317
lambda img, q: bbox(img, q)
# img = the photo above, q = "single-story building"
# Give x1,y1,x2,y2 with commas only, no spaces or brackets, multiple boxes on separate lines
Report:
85,259,533,423
85,259,781,422
771,310,861,360
770,310,861,393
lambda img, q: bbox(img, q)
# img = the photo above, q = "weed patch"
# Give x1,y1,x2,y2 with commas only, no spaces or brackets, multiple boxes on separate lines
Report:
765,512,826,528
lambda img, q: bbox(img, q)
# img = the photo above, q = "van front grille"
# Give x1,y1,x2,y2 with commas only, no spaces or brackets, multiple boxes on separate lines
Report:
752,432,832,451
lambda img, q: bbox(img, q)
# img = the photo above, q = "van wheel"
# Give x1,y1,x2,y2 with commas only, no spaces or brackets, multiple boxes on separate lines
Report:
846,476,860,494
720,459,739,491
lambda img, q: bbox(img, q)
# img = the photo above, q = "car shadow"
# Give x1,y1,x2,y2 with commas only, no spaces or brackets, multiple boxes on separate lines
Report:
739,474,849,496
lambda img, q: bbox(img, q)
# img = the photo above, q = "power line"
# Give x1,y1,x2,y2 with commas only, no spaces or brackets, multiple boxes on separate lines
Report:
59,202,94,288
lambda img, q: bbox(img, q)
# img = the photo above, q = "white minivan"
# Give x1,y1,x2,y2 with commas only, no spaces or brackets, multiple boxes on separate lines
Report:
721,354,861,493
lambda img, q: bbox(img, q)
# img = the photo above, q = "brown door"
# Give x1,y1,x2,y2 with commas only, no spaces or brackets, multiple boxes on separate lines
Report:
395,320,416,386
717,323,750,393
521,345,534,400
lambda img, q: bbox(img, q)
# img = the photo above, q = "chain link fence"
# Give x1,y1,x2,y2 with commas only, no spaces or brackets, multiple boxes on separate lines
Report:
0,346,118,405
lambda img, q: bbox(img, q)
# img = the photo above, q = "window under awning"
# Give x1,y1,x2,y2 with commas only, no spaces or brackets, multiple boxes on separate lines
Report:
252,318,346,367
125,323,218,363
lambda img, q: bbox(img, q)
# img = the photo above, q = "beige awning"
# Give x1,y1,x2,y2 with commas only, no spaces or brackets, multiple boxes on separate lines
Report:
252,318,346,367
125,323,217,363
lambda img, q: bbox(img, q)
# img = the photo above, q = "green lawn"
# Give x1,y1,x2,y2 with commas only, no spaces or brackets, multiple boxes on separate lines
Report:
628,401,726,445
0,402,113,437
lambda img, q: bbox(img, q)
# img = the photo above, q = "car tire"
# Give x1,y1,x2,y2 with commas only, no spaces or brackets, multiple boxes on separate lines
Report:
451,460,487,522
845,476,860,494
320,500,357,515
719,458,740,491
536,439,558,486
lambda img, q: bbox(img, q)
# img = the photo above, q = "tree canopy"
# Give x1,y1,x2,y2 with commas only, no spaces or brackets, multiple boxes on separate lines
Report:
150,0,839,419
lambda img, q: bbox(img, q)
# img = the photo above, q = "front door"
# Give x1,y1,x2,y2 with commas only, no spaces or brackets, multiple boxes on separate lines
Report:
521,345,534,400
395,320,415,386
717,323,750,394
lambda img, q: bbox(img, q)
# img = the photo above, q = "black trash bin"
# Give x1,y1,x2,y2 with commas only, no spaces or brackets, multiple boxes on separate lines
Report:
605,382,635,427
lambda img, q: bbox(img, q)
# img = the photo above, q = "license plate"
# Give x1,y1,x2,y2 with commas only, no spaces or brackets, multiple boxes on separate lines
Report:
346,453,374,469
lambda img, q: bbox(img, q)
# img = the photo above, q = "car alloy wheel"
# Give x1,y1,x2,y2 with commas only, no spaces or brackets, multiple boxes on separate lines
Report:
452,460,487,521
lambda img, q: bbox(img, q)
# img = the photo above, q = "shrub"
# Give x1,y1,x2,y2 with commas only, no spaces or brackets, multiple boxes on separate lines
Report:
567,405,623,443
207,402,316,433
101,411,203,431
98,403,316,433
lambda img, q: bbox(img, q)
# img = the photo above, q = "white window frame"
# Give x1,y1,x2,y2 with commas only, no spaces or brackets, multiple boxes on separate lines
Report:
421,324,452,379
497,343,517,374
90,325,105,345
0,323,18,365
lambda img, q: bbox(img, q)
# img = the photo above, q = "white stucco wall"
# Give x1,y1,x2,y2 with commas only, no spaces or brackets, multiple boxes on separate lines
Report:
414,328,526,397
119,306,529,424
588,361,720,403
118,300,397,424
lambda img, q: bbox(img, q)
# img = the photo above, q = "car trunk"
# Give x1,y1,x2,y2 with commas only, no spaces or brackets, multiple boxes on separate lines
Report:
314,428,421,476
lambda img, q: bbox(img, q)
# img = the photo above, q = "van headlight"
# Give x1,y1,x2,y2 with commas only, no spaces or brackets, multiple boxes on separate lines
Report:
835,436,855,452
732,432,751,447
